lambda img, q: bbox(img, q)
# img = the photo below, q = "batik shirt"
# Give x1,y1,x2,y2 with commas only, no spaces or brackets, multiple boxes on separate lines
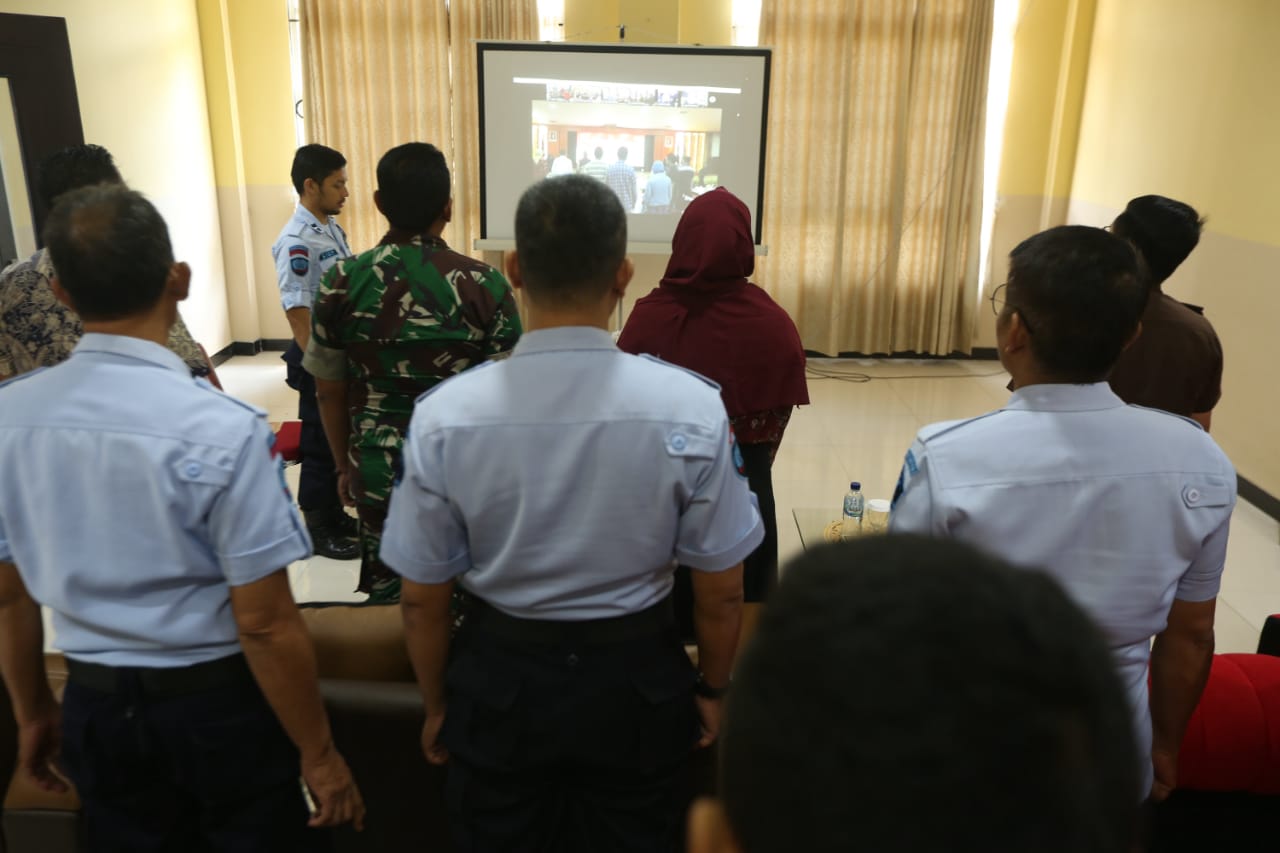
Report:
0,249,209,378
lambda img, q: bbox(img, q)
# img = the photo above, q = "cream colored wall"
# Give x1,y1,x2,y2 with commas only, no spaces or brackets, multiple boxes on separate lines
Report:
197,0,297,344
979,0,1095,348
1069,0,1280,495
0,0,233,352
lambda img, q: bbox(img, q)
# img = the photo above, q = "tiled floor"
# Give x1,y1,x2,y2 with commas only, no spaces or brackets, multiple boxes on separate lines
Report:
220,352,1280,653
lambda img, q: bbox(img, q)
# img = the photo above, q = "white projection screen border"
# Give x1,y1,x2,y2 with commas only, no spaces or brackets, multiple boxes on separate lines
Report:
476,41,772,250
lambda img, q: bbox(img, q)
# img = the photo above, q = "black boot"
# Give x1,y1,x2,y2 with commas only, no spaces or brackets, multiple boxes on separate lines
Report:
303,508,360,561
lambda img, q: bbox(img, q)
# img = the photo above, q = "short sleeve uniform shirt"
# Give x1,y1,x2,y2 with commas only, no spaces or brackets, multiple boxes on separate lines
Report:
889,382,1236,794
0,334,311,667
380,326,764,620
271,205,352,311
1107,291,1223,417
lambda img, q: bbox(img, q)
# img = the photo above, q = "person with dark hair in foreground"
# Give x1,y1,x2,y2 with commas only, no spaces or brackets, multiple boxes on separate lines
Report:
271,143,359,561
689,535,1142,853
619,187,808,642
304,142,521,602
892,225,1235,803
382,174,761,852
0,185,364,849
0,143,219,385
1107,194,1222,430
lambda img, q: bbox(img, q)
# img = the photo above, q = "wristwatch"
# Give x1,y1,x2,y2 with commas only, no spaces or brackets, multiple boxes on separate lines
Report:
694,672,730,699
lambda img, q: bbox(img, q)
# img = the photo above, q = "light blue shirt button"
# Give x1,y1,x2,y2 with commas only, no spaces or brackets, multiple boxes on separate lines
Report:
184,461,203,478
668,433,687,452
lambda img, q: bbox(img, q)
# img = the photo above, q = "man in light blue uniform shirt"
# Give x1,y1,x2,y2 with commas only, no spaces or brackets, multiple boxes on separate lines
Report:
890,225,1235,803
383,175,762,852
270,143,358,560
0,185,363,847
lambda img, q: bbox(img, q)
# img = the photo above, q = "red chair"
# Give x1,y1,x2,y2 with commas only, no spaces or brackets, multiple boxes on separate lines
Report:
273,420,302,464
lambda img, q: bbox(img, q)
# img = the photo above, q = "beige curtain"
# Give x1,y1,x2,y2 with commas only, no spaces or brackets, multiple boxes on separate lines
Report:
757,0,992,355
449,1,538,258
300,0,537,257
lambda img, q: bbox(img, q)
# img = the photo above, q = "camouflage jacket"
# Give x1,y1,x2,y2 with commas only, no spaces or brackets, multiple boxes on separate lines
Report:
306,230,522,450
0,249,210,378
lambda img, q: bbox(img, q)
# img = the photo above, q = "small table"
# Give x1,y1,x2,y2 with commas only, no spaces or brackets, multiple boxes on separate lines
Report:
793,507,840,551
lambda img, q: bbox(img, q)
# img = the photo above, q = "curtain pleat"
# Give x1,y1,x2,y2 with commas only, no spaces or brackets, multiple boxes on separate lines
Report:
757,0,992,355
300,0,536,257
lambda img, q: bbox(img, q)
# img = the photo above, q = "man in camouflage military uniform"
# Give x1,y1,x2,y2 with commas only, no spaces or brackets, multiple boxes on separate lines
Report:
0,145,217,384
304,142,521,602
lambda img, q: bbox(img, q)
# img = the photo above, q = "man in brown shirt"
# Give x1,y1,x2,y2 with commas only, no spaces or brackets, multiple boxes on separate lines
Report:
1107,195,1222,430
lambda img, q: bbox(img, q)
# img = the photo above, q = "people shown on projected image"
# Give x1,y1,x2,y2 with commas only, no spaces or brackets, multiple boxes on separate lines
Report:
606,146,638,212
581,147,609,184
674,155,697,210
643,161,673,214
550,152,575,177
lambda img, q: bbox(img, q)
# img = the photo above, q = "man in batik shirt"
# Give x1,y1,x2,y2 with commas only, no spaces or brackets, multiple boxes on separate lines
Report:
304,142,521,602
0,145,217,383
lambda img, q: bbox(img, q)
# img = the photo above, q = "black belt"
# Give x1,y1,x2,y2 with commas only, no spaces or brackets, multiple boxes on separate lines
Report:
467,597,674,645
65,653,255,698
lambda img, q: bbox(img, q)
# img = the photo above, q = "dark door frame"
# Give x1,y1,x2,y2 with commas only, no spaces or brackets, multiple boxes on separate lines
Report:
0,12,83,245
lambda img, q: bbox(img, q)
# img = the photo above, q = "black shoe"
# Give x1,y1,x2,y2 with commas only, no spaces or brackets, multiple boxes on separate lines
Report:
334,511,360,538
308,526,360,561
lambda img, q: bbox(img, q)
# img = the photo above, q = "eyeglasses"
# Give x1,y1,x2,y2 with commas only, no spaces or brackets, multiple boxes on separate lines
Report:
989,282,1035,335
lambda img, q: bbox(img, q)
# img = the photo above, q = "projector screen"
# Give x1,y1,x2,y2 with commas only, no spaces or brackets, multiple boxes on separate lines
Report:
477,42,771,248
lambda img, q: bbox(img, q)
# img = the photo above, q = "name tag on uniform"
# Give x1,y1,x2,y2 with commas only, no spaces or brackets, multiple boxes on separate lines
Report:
318,249,338,262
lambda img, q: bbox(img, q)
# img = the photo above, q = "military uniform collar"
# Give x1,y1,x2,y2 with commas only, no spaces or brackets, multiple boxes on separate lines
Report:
379,228,447,249
512,326,616,357
1005,381,1125,412
73,333,190,375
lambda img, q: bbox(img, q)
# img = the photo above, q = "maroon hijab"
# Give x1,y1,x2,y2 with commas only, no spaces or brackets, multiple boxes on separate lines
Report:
618,188,809,419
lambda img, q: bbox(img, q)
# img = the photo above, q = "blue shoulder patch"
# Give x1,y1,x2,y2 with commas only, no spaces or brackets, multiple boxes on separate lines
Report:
636,353,722,391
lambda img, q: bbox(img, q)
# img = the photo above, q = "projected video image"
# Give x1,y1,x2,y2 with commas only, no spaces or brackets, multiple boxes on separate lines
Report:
529,78,729,215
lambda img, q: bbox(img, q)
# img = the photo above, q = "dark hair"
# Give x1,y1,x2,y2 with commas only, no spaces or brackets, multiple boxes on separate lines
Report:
515,175,626,307
43,184,174,322
1110,195,1204,286
35,144,122,211
616,146,628,160
375,142,450,231
721,535,1140,853
290,144,347,195
1006,225,1148,382
594,146,604,159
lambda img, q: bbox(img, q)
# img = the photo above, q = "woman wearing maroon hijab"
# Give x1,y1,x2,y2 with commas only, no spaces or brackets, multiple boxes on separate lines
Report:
619,188,808,624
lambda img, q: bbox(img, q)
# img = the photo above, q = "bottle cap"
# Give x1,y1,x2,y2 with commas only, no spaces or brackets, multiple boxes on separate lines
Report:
850,481,860,490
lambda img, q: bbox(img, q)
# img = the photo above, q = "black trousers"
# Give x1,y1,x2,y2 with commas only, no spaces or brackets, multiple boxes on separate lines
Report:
441,605,699,853
673,441,777,639
59,656,330,853
284,342,340,514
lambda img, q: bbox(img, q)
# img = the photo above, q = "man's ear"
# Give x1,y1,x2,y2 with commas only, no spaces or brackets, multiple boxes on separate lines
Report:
373,189,386,218
1121,320,1143,353
687,798,742,853
167,262,192,303
504,251,524,291
614,256,634,297
1003,311,1032,356
442,197,453,223
302,177,318,201
50,277,75,311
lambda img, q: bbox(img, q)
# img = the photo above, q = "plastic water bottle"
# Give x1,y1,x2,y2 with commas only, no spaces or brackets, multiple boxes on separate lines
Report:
842,482,864,539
